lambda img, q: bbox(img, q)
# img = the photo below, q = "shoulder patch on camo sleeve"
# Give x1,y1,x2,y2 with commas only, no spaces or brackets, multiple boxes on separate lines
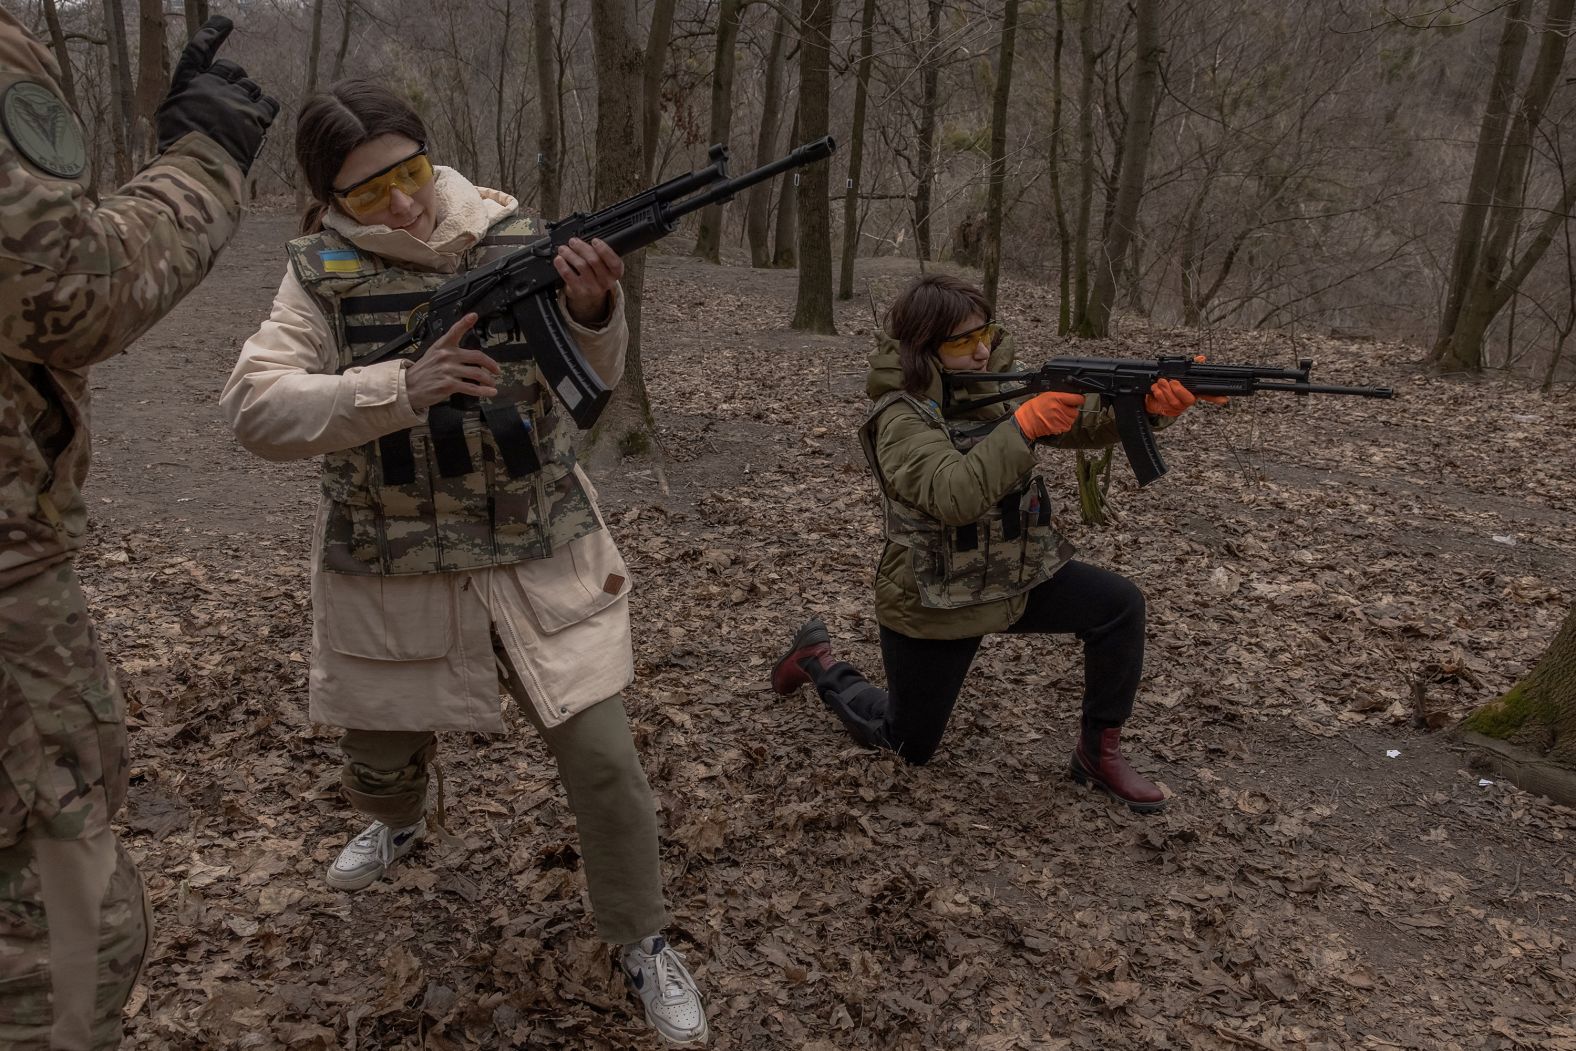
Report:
320,249,365,274
1,80,85,179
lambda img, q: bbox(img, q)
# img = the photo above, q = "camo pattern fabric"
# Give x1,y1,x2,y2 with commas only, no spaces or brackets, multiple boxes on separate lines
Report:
288,216,600,576
0,12,243,592
861,390,1074,610
0,563,147,1050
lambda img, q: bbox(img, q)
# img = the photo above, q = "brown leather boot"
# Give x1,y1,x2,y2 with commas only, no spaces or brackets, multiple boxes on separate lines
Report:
1070,727,1167,813
770,617,833,695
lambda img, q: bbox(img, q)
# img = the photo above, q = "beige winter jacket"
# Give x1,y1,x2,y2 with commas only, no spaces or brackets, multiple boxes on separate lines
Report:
220,168,633,732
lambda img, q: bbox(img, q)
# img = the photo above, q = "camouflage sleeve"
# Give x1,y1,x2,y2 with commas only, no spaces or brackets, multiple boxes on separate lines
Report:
0,131,243,369
874,402,1037,527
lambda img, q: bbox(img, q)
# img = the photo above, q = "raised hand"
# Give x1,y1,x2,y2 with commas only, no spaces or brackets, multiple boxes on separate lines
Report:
154,16,280,172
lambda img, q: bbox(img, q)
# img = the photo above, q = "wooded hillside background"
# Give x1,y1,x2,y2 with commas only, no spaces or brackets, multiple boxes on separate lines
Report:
18,0,1576,383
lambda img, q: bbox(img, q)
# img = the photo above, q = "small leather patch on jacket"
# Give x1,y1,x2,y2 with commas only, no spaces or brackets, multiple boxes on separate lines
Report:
602,573,626,595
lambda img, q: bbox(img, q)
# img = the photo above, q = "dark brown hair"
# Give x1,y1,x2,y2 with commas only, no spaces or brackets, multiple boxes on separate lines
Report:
295,80,428,234
883,273,993,395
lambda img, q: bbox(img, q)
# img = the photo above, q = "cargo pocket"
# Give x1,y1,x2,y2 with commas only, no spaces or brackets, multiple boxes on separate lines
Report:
321,572,456,661
513,528,630,633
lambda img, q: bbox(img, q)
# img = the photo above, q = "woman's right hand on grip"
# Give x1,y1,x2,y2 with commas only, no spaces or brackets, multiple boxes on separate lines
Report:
1013,391,1085,441
403,313,501,412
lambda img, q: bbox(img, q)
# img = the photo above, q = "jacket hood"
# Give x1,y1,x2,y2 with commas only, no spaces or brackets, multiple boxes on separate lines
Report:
321,166,518,272
865,329,1021,406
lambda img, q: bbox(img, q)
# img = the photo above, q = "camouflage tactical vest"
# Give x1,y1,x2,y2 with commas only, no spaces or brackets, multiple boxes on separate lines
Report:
860,392,1074,610
287,216,601,575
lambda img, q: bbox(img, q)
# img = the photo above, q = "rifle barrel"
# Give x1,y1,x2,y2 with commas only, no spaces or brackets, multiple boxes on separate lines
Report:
664,136,837,222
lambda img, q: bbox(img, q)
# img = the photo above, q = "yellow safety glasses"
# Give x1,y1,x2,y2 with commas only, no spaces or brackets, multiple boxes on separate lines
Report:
938,319,1000,356
333,145,434,217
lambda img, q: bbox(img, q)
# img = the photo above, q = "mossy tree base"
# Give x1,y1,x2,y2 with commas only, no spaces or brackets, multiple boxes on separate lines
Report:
1455,730,1576,808
1455,603,1575,804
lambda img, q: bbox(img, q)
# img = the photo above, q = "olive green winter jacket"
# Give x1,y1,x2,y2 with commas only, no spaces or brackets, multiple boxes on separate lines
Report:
864,330,1145,639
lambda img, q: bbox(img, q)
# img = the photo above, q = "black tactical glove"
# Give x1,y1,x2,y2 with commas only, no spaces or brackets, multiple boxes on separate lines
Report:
154,16,280,173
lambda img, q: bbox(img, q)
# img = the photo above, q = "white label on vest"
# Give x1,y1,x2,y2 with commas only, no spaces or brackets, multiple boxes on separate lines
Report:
556,376,583,410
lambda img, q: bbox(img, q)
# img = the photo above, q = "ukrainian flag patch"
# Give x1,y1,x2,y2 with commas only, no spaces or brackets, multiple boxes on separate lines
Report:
320,249,362,274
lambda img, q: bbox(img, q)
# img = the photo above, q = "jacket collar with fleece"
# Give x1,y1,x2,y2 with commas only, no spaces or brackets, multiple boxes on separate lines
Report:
865,329,1021,418
321,165,518,273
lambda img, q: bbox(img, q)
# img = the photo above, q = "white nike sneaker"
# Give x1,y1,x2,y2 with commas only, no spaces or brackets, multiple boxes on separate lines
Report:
620,935,709,1046
324,818,425,891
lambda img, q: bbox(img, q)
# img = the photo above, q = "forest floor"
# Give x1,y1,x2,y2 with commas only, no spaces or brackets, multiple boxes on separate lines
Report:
84,208,1576,1051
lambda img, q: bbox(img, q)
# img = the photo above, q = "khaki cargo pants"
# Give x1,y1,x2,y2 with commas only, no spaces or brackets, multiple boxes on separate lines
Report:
0,564,150,1051
339,632,668,945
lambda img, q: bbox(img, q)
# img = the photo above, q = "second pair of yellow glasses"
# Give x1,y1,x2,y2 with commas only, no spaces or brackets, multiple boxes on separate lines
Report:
333,144,434,217
938,319,1000,356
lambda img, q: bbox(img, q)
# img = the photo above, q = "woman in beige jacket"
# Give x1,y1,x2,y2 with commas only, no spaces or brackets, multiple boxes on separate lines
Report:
220,82,707,1046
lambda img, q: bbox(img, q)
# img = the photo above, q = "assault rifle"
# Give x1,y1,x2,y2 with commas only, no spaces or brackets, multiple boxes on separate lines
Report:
942,355,1394,487
348,136,838,428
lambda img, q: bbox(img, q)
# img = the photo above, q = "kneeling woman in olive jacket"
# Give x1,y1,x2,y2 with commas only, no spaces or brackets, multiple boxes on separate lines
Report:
771,273,1221,812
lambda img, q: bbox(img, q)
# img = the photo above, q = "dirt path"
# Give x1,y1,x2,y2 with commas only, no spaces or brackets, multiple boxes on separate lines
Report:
81,209,1575,1050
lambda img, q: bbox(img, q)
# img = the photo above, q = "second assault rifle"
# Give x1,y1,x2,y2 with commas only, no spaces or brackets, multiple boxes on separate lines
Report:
942,355,1395,487
348,136,838,427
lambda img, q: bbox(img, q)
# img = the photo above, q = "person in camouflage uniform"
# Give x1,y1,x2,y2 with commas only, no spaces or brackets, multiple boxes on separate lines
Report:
218,81,708,1047
770,273,1226,813
0,14,277,1050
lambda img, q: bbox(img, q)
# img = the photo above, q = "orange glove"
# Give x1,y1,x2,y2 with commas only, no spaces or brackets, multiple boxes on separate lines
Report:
1014,391,1086,440
1145,377,1229,417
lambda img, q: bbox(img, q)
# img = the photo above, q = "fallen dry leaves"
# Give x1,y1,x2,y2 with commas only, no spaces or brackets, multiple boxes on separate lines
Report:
78,218,1575,1050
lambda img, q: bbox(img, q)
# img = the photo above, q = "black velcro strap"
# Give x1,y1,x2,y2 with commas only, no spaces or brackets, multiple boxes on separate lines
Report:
481,403,542,478
342,291,433,316
486,341,536,364
1034,477,1053,526
345,323,411,346
998,490,1023,541
378,430,417,486
428,404,475,478
954,523,979,552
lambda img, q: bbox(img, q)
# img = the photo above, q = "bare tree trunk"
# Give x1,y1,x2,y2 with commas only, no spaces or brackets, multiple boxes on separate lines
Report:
331,0,355,80
792,0,836,333
183,0,209,39
772,107,800,268
493,0,516,192
296,0,327,211
640,0,677,181
42,0,77,111
1071,0,1097,332
531,0,561,217
981,0,1019,310
837,0,876,299
134,0,169,160
1079,0,1159,337
587,0,656,465
1460,602,1576,804
102,0,134,182
1435,0,1531,362
693,0,742,261
747,10,789,267
1439,0,1575,372
912,0,942,261
1048,0,1071,334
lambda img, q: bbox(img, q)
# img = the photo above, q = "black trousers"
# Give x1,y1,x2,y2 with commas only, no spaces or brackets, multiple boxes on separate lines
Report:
813,560,1146,765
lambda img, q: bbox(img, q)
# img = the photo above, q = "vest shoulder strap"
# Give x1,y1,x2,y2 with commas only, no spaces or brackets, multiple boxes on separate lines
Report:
472,214,543,265
859,391,942,508
286,229,385,289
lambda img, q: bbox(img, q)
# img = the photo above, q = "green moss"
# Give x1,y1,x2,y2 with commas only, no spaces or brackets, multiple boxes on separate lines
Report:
1461,681,1555,740
618,428,651,458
